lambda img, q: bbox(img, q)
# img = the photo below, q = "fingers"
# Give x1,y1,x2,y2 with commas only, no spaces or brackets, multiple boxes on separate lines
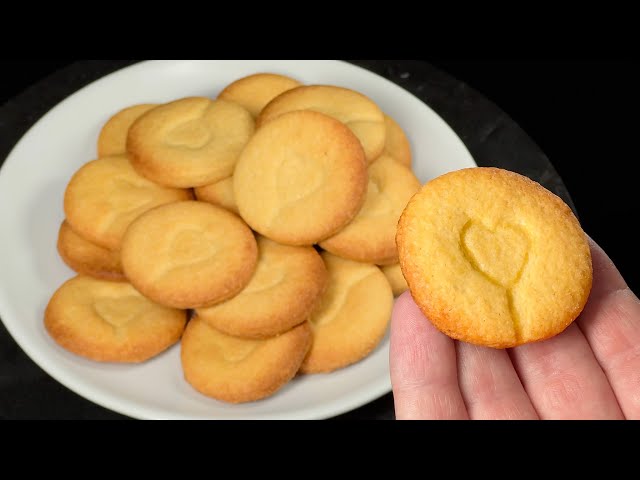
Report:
510,323,624,419
578,238,640,419
390,292,469,420
456,342,538,419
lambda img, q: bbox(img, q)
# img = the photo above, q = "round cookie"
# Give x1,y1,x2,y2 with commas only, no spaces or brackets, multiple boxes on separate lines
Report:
234,110,367,246
196,236,327,339
121,201,258,309
64,155,192,250
97,104,158,157
181,317,311,403
218,73,301,118
45,275,186,363
381,263,408,297
57,220,125,281
319,154,421,264
194,177,238,215
300,252,393,374
127,97,254,188
258,85,385,164
397,167,593,349
383,114,412,167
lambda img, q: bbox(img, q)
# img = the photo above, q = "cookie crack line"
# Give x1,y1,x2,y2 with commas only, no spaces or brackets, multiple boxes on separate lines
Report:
459,219,531,341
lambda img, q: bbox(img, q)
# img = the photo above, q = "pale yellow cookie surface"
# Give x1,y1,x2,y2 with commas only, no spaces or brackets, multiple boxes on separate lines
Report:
97,104,158,157
196,236,327,339
300,252,393,374
258,85,385,164
383,114,412,167
64,155,191,250
57,220,125,281
218,73,301,118
181,317,311,403
397,167,593,348
121,201,258,309
320,154,421,264
127,97,254,188
194,176,238,214
45,275,186,363
381,263,408,297
234,110,367,246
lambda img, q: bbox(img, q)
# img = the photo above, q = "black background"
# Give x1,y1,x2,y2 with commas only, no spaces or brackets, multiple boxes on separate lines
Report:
0,60,637,420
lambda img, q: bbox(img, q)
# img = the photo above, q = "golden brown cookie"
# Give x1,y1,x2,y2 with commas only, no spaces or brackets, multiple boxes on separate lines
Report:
383,114,412,167
194,177,238,215
319,154,421,264
258,85,385,164
57,220,125,281
218,73,301,118
127,97,254,188
300,252,393,374
181,317,311,403
381,263,408,297
97,104,158,157
397,167,593,349
121,201,258,309
196,236,327,339
45,275,186,363
64,155,191,251
234,110,367,246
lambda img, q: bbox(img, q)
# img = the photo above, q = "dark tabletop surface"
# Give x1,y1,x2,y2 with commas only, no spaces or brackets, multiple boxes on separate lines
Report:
0,60,632,420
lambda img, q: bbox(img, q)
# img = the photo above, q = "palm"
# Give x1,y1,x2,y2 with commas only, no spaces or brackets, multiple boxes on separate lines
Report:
390,239,640,420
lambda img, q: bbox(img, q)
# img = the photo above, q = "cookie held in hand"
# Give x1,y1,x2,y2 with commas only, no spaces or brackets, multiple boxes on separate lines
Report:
397,167,593,348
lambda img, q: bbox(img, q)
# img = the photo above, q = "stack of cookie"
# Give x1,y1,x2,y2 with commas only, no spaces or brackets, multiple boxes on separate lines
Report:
45,73,422,404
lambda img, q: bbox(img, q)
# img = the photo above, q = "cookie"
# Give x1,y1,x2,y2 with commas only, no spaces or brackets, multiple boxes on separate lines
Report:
181,317,311,403
64,154,191,250
121,201,258,309
196,236,327,339
397,167,593,349
300,252,393,374
234,110,367,246
45,275,186,363
319,154,421,264
381,263,408,297
218,73,301,118
57,220,125,281
258,85,385,164
97,104,158,157
383,114,412,167
194,176,238,215
127,97,254,188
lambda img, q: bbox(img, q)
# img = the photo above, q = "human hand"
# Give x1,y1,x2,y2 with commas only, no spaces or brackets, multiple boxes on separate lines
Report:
390,238,640,419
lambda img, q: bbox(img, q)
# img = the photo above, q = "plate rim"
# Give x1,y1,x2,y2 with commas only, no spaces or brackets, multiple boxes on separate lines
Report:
0,59,475,419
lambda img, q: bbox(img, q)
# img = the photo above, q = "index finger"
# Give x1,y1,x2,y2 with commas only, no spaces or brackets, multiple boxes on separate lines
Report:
389,292,468,420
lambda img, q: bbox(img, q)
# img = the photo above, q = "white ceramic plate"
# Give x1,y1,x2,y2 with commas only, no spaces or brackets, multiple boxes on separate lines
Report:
0,60,475,419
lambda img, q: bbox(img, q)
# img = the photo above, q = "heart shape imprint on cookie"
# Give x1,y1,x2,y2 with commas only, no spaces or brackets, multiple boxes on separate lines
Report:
461,220,530,288
93,296,148,328
276,153,326,205
169,229,220,267
165,119,212,149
